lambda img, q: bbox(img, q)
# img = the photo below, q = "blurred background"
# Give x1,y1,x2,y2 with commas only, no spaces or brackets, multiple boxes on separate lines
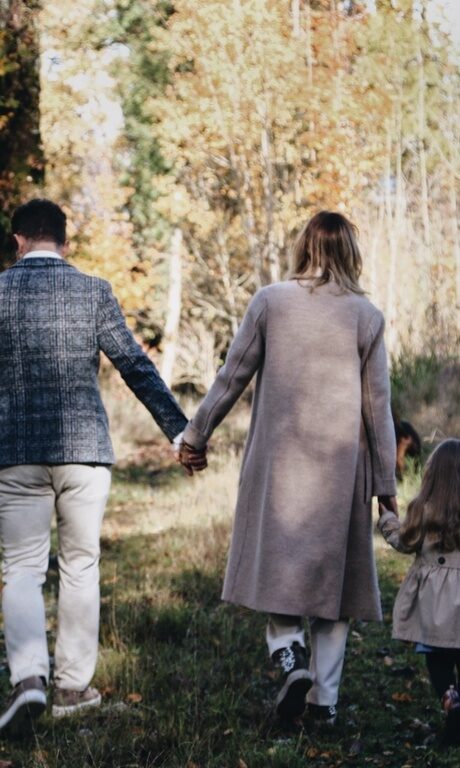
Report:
1,0,458,454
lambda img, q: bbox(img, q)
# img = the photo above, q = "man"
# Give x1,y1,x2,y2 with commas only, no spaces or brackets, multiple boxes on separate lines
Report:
0,199,206,733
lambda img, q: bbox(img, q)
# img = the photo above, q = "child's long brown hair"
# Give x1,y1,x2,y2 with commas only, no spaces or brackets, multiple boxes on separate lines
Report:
289,211,364,294
399,439,460,553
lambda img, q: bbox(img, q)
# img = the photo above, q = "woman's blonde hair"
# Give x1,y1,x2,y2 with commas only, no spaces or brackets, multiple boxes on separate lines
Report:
399,439,460,553
290,210,364,294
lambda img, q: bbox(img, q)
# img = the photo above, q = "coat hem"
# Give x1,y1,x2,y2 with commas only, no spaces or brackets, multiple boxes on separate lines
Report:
222,593,382,623
392,632,460,648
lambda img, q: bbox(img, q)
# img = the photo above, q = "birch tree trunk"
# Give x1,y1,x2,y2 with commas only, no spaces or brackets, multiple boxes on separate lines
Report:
417,5,431,250
384,129,398,355
161,227,183,387
291,0,300,37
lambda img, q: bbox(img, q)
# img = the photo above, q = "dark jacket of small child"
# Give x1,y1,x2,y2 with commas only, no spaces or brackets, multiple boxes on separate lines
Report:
378,510,460,648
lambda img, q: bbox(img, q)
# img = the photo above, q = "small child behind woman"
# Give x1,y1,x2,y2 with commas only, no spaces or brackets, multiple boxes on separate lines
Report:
378,438,460,745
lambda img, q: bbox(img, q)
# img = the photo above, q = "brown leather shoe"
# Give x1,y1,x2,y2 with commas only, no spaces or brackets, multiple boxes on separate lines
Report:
0,676,47,734
52,686,101,718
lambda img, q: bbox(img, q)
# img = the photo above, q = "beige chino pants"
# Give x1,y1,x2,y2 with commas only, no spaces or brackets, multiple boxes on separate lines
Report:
0,464,111,690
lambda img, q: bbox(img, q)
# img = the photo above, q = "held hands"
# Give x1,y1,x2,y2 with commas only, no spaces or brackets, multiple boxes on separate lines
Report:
177,440,208,476
377,495,399,518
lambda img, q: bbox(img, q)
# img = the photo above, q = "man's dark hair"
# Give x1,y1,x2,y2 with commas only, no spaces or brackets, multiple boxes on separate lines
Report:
11,199,67,246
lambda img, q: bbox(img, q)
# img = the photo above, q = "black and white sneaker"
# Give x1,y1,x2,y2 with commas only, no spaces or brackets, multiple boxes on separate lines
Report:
272,642,312,720
307,702,338,725
0,676,47,735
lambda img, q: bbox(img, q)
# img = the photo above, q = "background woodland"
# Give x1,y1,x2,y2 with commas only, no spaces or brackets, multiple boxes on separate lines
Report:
0,0,459,433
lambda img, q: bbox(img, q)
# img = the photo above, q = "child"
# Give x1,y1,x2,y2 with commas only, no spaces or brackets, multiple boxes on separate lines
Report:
378,438,460,745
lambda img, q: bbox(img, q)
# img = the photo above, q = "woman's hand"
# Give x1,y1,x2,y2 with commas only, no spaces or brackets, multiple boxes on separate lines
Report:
377,495,398,518
177,441,208,476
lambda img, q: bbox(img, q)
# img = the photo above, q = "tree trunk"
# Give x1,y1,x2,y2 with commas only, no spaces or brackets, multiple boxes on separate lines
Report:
161,227,183,387
261,121,280,283
384,129,398,355
416,4,431,250
291,0,300,37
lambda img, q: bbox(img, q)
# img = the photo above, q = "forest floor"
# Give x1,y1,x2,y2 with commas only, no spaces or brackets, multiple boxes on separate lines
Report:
0,409,459,768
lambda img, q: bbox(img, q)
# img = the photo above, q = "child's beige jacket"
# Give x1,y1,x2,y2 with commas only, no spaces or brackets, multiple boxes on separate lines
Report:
379,510,460,648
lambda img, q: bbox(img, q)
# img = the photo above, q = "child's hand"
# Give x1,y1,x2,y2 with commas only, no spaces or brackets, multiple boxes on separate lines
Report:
377,495,398,518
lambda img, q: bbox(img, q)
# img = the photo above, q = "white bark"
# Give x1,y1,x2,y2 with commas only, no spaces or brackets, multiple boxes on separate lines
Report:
161,227,182,388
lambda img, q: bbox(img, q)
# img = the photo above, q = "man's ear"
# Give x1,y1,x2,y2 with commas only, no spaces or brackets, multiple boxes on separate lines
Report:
61,240,70,258
13,234,26,255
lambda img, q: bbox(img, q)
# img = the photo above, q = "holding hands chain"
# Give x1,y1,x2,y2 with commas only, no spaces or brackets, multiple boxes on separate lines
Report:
173,432,208,476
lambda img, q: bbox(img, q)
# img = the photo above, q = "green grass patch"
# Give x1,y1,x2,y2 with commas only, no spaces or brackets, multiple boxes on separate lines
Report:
0,450,458,767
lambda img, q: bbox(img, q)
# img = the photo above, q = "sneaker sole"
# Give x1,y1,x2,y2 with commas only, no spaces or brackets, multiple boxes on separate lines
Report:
276,671,312,720
0,690,47,734
52,692,101,718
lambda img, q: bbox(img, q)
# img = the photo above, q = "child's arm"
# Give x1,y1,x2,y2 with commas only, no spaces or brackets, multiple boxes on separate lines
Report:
377,504,410,553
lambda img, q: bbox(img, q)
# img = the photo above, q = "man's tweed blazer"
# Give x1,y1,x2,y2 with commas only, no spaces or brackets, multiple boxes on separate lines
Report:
0,257,187,465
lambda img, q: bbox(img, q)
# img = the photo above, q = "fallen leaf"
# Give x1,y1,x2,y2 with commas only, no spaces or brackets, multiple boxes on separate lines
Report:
0,761,14,768
383,655,394,666
392,692,413,702
238,760,248,768
223,728,233,736
307,747,320,758
126,692,143,703
100,685,115,697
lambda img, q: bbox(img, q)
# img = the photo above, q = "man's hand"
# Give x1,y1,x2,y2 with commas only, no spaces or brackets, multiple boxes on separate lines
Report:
377,495,398,518
177,441,208,476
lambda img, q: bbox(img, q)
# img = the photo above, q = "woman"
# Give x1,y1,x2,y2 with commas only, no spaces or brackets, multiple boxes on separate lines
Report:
181,211,397,722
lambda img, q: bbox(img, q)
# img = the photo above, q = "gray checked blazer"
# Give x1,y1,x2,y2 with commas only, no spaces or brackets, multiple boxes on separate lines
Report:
0,257,187,465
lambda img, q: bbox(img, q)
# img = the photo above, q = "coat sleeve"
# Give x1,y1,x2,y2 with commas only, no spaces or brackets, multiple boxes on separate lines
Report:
361,310,397,496
378,511,411,553
183,290,267,449
96,280,187,442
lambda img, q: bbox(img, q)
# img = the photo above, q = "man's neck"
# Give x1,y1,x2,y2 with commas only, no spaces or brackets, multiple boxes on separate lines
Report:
18,241,63,259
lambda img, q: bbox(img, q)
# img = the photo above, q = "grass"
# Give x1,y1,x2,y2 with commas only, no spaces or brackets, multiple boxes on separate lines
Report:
0,372,458,767
0,449,458,768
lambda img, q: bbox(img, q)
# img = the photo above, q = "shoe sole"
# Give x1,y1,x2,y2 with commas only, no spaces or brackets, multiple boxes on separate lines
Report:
276,671,312,720
0,690,47,735
52,692,102,718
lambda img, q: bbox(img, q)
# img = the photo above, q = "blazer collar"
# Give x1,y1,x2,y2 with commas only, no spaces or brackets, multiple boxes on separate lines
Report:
12,257,73,269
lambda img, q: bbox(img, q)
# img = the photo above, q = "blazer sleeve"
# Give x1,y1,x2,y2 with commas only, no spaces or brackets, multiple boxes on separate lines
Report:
361,310,397,496
96,280,187,442
183,290,267,449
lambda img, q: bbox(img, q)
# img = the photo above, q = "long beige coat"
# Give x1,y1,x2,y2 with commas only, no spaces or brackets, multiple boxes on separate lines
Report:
379,511,460,647
183,280,397,621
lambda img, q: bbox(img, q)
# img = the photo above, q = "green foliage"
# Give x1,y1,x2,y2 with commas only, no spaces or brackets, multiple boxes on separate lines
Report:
96,0,175,256
390,350,459,445
391,350,443,412
0,0,44,265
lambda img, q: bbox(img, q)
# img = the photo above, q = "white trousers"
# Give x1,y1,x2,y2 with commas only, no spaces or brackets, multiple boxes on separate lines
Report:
267,614,349,706
0,464,111,690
